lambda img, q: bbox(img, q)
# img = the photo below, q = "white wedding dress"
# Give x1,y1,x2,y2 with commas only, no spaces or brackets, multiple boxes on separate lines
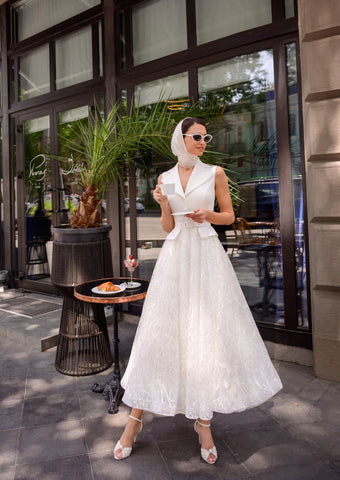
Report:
121,159,282,420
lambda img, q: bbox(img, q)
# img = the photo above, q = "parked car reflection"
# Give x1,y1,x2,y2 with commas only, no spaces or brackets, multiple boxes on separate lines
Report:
124,198,145,214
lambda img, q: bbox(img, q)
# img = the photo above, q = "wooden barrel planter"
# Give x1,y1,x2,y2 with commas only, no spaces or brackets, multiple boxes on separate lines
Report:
51,225,113,376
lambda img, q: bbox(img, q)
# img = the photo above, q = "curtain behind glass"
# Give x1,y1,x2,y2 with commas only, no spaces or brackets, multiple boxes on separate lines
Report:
19,45,50,100
134,71,189,106
132,0,187,65
195,0,272,45
55,26,92,90
14,0,100,42
285,0,295,18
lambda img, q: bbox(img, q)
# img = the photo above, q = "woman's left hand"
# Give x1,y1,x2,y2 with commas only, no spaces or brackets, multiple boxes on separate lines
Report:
185,209,208,223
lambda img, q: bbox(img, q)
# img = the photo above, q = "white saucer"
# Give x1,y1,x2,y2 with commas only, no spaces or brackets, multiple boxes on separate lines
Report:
91,284,126,295
172,211,194,216
122,281,142,289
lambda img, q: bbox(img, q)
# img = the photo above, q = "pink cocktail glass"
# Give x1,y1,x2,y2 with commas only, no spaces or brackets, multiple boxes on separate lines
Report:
124,258,139,286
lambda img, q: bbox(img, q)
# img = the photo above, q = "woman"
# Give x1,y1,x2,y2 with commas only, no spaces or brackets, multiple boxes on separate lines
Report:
114,117,282,464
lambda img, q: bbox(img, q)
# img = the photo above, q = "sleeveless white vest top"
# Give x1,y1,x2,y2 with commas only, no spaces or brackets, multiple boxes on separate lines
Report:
162,160,218,240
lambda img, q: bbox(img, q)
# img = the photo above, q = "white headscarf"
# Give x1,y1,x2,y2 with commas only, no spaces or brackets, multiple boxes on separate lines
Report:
171,118,198,169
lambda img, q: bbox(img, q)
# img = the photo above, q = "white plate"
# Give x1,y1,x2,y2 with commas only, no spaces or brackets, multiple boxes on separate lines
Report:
91,284,126,295
121,281,141,289
171,211,195,216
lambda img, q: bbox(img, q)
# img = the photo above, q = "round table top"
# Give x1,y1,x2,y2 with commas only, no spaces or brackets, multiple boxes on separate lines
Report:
74,277,149,304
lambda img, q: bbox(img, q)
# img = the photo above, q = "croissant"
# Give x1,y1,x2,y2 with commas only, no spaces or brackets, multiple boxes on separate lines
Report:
97,281,120,292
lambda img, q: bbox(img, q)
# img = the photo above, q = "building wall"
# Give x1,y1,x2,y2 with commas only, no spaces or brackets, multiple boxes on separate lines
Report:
298,0,340,381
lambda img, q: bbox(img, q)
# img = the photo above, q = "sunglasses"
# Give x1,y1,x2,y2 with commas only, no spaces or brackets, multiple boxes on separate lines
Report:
183,133,213,144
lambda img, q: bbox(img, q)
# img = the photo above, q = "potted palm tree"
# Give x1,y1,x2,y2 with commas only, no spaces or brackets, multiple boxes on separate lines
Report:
51,100,177,375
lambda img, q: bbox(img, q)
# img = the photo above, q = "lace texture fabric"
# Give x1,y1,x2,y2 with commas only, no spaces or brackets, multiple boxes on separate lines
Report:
121,163,282,420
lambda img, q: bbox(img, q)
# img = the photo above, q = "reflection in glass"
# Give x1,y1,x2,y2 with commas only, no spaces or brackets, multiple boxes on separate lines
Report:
13,0,100,42
195,0,272,45
198,50,285,325
58,106,89,225
120,11,126,69
132,0,187,65
24,116,51,280
0,124,2,269
125,102,180,280
99,22,103,77
19,45,50,100
55,26,92,90
286,42,308,329
134,71,189,107
136,161,170,282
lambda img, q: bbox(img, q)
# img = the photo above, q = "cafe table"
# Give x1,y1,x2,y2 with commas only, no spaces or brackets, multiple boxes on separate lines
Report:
74,277,149,414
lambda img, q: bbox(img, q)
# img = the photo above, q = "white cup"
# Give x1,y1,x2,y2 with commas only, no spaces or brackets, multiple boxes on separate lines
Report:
160,183,176,195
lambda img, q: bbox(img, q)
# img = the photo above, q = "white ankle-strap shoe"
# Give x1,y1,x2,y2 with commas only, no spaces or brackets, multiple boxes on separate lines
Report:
113,414,143,460
194,419,218,464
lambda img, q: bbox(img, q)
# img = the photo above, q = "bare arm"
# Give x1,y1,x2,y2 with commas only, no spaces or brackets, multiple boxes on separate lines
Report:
153,174,175,233
186,167,235,225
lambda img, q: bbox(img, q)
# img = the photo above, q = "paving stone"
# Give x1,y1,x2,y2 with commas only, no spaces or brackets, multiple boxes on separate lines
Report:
252,461,340,480
158,435,250,479
0,403,23,431
22,393,81,427
287,422,340,461
14,455,93,480
0,465,15,480
314,384,340,427
274,362,315,395
0,378,25,406
84,413,127,454
213,408,278,434
90,446,172,480
263,392,323,424
299,378,331,403
17,421,87,465
0,429,19,468
137,413,196,445
24,372,77,399
225,425,316,474
78,388,114,420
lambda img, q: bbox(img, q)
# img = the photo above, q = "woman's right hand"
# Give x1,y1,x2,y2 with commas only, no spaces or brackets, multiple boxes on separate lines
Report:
153,183,168,206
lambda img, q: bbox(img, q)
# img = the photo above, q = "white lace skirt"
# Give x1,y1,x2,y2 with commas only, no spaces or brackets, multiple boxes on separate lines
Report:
121,227,282,420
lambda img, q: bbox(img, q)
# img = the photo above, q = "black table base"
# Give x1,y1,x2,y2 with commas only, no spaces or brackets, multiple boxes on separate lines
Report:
91,304,124,414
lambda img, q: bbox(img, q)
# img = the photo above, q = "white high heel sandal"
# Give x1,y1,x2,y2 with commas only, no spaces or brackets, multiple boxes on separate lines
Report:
194,419,218,464
113,414,143,460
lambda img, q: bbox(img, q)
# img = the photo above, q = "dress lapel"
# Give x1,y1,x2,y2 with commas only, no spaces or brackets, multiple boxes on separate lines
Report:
163,160,214,199
184,160,215,197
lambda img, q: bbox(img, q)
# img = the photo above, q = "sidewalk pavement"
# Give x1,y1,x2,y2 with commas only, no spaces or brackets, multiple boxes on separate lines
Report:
0,294,339,480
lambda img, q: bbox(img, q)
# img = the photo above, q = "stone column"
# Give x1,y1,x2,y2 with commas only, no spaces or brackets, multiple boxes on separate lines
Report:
298,0,340,381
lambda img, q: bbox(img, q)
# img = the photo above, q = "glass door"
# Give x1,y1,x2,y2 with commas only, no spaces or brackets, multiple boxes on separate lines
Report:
16,112,54,289
15,102,93,291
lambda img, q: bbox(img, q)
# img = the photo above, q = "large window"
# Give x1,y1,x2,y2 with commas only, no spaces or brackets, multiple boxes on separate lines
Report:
134,71,189,106
19,45,50,100
132,0,187,65
131,74,189,279
12,0,100,42
195,0,272,45
198,50,286,326
12,21,102,103
56,27,93,90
